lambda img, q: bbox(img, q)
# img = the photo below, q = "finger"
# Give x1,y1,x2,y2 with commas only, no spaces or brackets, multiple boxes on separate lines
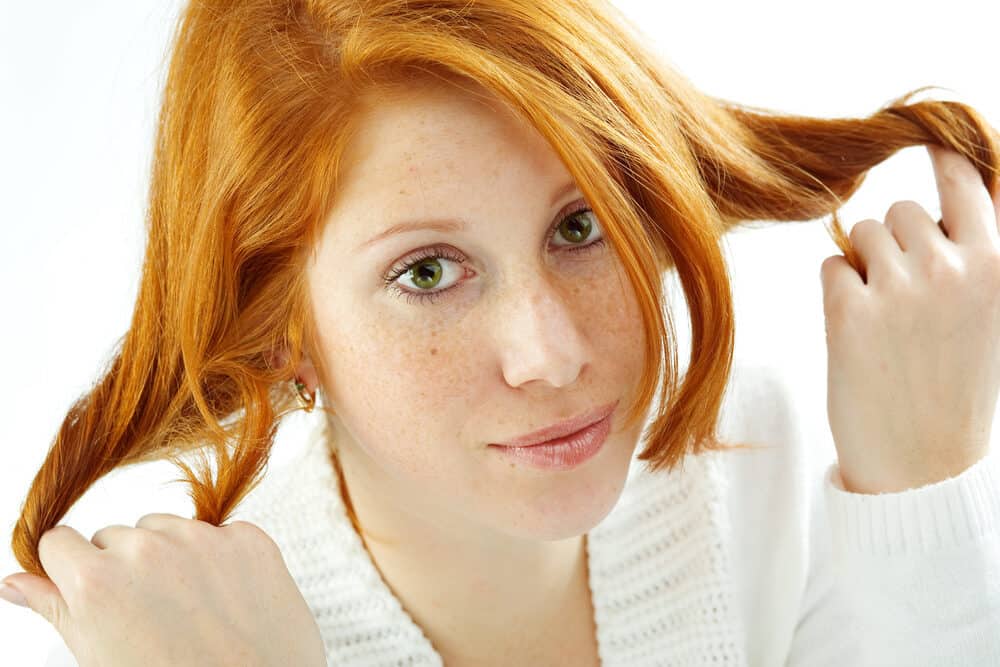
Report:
38,525,100,588
882,200,946,254
19,525,98,632
1,571,71,635
848,219,904,287
90,524,135,550
134,512,188,530
821,253,865,294
135,512,215,541
926,144,999,245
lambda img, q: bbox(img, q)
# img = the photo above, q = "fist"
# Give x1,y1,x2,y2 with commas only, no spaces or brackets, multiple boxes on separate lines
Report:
820,145,1000,494
2,514,326,667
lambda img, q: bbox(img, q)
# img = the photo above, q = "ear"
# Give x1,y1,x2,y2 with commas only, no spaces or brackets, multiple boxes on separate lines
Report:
266,346,320,393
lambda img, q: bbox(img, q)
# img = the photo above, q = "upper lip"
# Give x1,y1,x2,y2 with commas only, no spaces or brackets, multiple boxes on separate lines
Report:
490,399,618,448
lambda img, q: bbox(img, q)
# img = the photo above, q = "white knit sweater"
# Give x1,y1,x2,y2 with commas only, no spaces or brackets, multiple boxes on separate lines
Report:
46,361,1000,666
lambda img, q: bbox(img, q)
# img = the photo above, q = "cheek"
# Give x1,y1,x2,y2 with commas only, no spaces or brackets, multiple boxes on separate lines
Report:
579,261,646,360
311,261,645,467
313,300,476,469
586,264,648,413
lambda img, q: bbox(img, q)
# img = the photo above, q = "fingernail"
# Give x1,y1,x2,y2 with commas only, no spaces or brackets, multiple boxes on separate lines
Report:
0,582,28,608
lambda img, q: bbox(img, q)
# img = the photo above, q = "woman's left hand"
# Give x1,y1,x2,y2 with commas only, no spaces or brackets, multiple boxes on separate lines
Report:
820,145,1000,494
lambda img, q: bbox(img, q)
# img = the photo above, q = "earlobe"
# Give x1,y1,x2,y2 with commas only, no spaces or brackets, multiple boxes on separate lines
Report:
266,346,319,393
294,355,320,394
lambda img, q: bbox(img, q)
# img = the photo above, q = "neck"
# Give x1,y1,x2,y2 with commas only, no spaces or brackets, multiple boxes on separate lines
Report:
330,439,599,662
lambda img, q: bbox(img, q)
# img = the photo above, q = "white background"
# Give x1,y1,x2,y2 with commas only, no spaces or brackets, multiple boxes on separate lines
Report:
1,1,998,664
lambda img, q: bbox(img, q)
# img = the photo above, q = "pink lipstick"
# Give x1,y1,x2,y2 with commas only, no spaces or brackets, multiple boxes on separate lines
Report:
489,400,617,471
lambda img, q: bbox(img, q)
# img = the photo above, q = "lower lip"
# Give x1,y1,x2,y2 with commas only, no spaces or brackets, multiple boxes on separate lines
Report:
489,410,613,471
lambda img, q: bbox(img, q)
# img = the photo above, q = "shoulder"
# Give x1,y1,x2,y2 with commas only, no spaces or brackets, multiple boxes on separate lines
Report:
229,419,333,537
712,359,838,660
714,358,835,493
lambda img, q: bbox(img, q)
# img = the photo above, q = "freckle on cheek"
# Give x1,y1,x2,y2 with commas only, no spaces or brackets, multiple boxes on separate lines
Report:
430,347,438,356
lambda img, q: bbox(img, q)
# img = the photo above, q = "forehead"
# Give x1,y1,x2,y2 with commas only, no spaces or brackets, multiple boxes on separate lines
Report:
338,77,563,195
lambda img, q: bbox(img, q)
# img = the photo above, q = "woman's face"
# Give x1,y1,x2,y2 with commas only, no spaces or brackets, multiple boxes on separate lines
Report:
302,78,648,543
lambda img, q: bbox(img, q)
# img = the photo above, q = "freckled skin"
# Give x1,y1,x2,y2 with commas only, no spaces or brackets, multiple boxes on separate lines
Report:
288,74,647,661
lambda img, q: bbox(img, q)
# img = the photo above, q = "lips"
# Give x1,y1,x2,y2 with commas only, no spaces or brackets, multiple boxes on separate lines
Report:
490,399,619,448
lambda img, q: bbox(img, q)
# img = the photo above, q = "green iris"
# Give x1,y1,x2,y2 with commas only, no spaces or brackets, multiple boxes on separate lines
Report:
405,212,593,290
409,260,443,289
558,212,592,243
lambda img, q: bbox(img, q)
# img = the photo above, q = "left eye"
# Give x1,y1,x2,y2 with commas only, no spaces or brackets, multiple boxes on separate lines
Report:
551,207,602,248
383,205,606,305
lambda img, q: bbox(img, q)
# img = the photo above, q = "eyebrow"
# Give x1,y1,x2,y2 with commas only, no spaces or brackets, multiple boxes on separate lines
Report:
357,179,580,250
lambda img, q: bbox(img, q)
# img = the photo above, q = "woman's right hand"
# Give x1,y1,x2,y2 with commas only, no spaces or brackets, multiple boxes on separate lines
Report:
2,513,326,667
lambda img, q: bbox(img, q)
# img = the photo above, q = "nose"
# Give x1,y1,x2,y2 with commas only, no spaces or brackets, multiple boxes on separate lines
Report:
493,273,591,389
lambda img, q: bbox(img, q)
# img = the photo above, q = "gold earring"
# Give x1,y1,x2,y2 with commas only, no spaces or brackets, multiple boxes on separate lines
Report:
293,377,316,413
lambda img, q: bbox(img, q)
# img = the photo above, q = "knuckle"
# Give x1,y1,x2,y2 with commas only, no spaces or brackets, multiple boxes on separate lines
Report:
227,521,281,557
849,219,872,239
849,218,881,243
920,249,964,283
135,512,182,529
820,254,845,275
38,525,76,562
175,517,212,541
226,519,264,538
131,528,172,560
38,525,63,550
89,526,107,545
885,199,923,222
937,157,966,184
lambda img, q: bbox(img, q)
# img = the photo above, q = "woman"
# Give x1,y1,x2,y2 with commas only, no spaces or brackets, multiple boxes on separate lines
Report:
5,0,1000,665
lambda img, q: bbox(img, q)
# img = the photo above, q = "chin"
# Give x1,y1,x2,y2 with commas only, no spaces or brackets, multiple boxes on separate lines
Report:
493,433,637,541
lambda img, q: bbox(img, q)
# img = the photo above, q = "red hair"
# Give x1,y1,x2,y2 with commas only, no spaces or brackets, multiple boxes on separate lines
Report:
9,0,999,580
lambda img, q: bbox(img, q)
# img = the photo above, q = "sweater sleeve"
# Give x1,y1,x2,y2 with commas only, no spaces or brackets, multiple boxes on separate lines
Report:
786,444,1000,667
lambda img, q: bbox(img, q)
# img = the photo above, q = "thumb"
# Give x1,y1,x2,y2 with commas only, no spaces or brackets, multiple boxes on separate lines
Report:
2,573,71,631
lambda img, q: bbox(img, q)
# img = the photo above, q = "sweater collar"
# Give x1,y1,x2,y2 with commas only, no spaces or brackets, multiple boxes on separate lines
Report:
237,418,744,665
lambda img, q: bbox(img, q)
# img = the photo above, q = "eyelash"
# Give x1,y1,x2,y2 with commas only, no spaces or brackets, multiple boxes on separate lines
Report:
381,202,606,306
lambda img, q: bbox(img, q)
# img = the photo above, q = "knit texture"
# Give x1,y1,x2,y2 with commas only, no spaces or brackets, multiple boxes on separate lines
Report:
44,360,1000,666
231,410,746,666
